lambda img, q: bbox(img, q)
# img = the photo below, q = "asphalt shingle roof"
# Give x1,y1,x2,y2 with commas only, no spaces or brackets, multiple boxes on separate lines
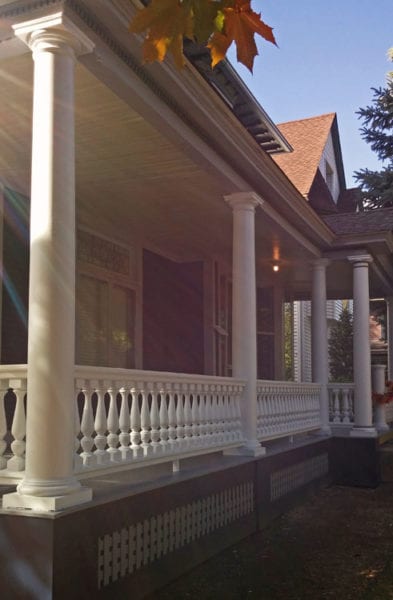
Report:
272,113,336,197
323,207,393,235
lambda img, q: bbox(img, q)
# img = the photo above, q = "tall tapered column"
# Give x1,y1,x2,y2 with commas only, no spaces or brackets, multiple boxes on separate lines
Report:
311,259,331,434
4,16,94,511
348,255,376,437
386,298,393,380
225,192,264,455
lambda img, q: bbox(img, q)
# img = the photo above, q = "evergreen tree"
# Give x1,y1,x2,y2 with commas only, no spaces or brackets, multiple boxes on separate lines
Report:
328,307,353,382
354,53,393,209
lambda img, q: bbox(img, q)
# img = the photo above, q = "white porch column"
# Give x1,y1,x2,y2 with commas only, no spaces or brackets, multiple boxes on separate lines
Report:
225,192,264,455
3,15,94,511
0,183,4,362
372,364,388,432
311,259,331,435
348,255,377,437
386,298,393,380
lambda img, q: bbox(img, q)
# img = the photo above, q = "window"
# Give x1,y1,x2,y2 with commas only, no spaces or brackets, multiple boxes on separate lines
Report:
75,230,137,368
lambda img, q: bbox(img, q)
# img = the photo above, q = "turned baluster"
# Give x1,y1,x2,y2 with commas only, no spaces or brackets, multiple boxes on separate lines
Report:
106,383,120,462
80,382,96,466
74,380,83,471
149,384,161,453
198,385,208,446
166,384,177,451
130,384,143,458
333,389,341,423
7,379,27,472
183,384,192,448
0,382,8,470
94,382,109,464
218,388,226,443
342,388,351,424
222,387,231,442
140,385,152,456
118,385,132,460
210,385,220,444
256,391,262,438
175,387,185,450
235,385,243,440
191,385,200,446
158,383,169,451
204,384,213,443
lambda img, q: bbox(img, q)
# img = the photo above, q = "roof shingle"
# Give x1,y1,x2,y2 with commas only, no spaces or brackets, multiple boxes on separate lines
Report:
323,207,393,235
272,113,336,197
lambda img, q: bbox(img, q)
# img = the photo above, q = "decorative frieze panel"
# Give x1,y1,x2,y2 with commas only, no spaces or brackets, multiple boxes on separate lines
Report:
77,229,130,276
270,453,328,501
97,481,254,589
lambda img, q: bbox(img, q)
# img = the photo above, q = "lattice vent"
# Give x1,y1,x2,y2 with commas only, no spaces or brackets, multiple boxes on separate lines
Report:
98,481,254,589
270,453,328,501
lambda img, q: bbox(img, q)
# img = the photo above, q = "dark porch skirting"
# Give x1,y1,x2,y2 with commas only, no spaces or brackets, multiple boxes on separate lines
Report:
3,436,380,600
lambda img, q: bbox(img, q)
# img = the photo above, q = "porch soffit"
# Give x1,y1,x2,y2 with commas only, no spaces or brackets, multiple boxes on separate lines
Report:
0,53,321,272
0,0,336,254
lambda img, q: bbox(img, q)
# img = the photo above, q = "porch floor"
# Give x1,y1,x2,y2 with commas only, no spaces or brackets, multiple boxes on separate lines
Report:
151,441,393,600
0,434,319,517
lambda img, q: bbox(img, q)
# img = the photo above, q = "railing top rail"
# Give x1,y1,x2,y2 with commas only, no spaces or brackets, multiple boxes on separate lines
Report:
327,382,355,389
0,364,246,387
75,365,246,387
0,364,28,378
257,379,321,390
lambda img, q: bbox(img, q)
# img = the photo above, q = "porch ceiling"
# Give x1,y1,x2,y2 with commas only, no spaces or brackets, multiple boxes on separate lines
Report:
0,53,318,272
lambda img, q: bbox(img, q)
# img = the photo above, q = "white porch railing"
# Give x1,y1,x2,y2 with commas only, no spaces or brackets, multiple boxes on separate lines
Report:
256,380,321,440
385,402,393,424
1,367,328,482
327,383,355,426
73,367,244,473
0,365,245,479
0,365,27,476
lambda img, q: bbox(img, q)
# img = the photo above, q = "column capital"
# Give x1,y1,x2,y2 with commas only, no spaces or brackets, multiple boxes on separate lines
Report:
224,191,263,212
347,254,373,266
311,258,330,270
13,12,94,57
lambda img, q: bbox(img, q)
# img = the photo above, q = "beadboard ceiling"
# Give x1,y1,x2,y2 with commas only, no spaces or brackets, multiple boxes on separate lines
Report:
0,53,330,289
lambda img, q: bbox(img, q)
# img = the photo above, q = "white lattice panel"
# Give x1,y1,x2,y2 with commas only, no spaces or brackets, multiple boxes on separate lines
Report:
98,481,254,589
270,454,328,501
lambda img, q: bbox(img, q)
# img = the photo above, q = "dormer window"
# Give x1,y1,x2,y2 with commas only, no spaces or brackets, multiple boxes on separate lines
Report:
325,160,334,194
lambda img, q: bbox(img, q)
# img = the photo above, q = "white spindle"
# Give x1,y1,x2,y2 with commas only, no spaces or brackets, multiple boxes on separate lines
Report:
130,385,143,458
191,386,200,446
166,384,177,451
7,379,26,471
80,383,96,466
342,388,350,424
107,383,120,462
333,389,341,423
149,385,161,453
183,384,192,447
175,389,185,450
140,387,152,456
94,383,109,465
0,383,7,469
118,385,132,460
158,384,169,451
74,382,83,471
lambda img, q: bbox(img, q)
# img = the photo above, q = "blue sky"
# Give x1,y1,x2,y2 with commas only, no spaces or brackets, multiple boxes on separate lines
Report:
229,0,392,187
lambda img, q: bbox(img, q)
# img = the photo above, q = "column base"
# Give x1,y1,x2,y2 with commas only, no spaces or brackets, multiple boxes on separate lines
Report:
224,444,266,457
2,486,92,512
350,426,378,438
315,425,332,437
375,423,390,433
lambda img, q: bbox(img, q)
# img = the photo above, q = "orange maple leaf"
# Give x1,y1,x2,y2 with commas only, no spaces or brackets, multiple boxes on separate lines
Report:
130,0,193,68
209,0,276,72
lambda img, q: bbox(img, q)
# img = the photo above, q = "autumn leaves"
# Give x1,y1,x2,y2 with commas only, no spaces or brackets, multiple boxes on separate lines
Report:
130,0,276,72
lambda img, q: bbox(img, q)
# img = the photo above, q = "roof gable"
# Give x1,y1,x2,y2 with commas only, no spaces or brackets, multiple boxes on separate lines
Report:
272,113,339,198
